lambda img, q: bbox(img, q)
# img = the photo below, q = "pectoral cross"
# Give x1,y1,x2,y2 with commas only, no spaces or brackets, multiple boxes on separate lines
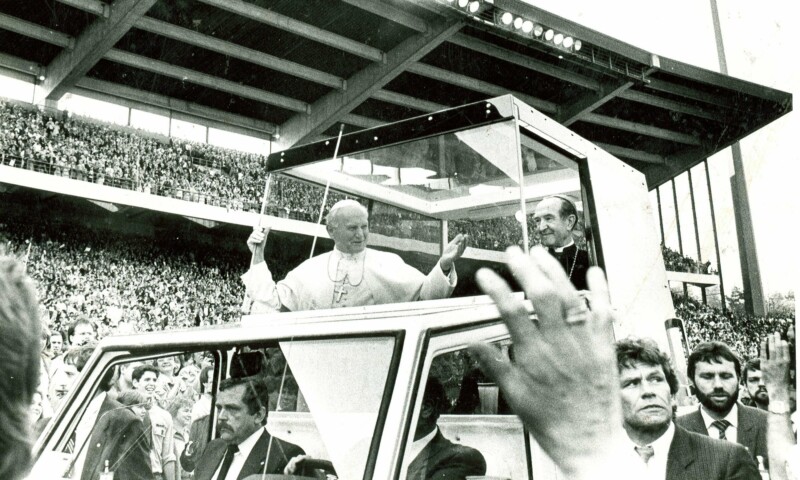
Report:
334,284,347,303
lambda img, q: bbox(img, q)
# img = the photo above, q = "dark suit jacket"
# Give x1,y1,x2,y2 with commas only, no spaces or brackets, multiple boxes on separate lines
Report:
406,430,486,480
80,396,154,480
192,429,304,480
666,425,760,480
548,244,590,291
676,403,768,467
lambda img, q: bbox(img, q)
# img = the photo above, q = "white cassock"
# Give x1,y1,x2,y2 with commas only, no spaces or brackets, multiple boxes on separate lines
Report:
241,247,457,313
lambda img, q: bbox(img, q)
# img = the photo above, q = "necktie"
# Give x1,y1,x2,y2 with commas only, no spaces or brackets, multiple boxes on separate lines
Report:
142,413,153,449
216,444,239,480
635,445,655,464
711,419,732,440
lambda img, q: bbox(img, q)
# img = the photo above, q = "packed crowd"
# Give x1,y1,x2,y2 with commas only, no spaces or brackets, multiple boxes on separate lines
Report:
677,293,795,360
0,221,252,337
0,100,347,219
663,244,716,274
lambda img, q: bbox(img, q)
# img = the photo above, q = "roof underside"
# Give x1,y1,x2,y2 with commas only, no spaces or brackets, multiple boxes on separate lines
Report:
0,0,791,188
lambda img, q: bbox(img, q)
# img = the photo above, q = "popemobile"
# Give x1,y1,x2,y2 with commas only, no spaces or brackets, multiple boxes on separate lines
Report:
31,91,785,479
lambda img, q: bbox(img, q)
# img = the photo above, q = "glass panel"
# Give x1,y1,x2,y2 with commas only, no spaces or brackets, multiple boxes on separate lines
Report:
402,344,527,480
293,120,527,221
34,350,218,480
278,336,396,480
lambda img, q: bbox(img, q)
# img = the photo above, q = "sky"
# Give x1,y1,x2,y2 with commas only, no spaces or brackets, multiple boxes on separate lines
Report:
524,0,798,298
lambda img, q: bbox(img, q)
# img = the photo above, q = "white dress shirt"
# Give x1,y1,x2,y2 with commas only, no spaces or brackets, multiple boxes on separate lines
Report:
700,403,738,443
212,426,265,480
620,422,675,480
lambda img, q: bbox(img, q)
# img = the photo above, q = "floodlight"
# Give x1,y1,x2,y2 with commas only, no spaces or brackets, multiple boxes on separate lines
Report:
574,40,582,51
500,11,513,25
513,17,524,29
458,0,468,8
521,20,533,33
533,24,544,37
544,29,554,41
563,37,574,49
468,1,480,13
553,33,564,45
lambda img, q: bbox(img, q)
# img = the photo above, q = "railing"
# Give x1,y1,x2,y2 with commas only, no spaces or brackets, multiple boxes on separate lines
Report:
0,153,317,221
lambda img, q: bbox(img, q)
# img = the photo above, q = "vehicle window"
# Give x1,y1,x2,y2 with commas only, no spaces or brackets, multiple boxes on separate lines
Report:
402,344,528,480
210,336,397,480
34,350,218,480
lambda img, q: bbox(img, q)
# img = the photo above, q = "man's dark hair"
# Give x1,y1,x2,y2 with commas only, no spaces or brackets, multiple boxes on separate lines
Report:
62,344,96,373
200,365,214,394
422,377,450,422
615,337,679,395
0,257,42,480
132,364,160,383
742,359,761,384
549,195,578,227
117,390,148,409
686,341,741,382
67,316,95,342
219,376,269,425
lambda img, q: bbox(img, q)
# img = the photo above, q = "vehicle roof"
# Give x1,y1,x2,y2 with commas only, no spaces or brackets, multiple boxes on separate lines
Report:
94,293,521,352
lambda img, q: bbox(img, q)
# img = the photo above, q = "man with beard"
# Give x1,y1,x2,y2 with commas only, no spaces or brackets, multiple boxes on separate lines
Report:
677,341,768,468
616,338,758,479
740,359,769,411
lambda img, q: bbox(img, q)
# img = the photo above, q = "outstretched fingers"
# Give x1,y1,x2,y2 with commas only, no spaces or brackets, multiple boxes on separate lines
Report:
476,267,537,345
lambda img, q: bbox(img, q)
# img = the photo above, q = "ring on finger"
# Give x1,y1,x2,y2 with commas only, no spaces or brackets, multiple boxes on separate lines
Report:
565,303,588,324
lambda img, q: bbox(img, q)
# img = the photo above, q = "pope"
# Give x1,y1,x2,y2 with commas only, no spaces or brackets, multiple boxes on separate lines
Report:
242,200,469,313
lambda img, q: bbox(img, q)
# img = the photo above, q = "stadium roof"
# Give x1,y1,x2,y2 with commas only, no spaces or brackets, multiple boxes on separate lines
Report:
0,0,791,188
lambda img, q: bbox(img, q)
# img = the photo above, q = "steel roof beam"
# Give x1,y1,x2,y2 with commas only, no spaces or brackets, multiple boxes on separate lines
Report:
279,17,463,148
56,0,107,16
342,114,385,129
133,16,345,90
646,77,737,110
75,77,277,137
0,52,44,78
196,0,384,63
407,62,558,113
581,113,703,146
371,89,445,113
34,0,157,104
0,12,74,49
105,49,308,113
558,80,634,126
448,33,601,92
619,89,720,122
340,0,428,33
595,142,666,164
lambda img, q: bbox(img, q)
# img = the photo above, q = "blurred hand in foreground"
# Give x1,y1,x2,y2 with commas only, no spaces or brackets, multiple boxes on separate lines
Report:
468,246,623,479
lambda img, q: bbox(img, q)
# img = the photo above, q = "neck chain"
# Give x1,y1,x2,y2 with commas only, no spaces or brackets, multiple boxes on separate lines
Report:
327,251,366,287
565,248,577,280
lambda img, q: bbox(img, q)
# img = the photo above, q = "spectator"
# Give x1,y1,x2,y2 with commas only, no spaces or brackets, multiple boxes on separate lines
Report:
0,256,42,480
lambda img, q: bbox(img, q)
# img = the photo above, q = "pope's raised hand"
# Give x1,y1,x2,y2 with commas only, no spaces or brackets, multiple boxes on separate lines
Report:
246,226,270,264
439,233,469,272
468,246,621,479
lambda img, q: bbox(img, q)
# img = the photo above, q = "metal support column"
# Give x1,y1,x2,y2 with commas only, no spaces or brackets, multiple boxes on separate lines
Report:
656,187,666,245
687,168,707,304
671,178,687,297
704,160,726,312
710,0,765,315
